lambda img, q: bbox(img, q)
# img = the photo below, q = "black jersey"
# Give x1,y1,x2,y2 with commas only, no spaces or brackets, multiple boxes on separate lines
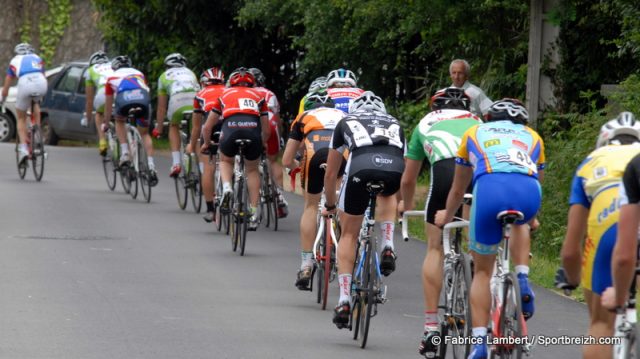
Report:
621,153,640,205
330,110,405,152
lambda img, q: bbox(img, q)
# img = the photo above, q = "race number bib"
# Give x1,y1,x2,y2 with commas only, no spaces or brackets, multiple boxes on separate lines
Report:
239,98,258,111
371,124,403,148
507,148,537,173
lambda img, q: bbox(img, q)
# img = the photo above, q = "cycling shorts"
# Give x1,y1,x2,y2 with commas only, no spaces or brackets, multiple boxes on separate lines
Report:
469,173,541,255
168,92,196,125
301,147,346,194
424,158,471,225
15,72,47,112
200,122,222,156
338,146,403,215
581,224,617,295
219,114,262,161
265,119,280,156
93,87,106,113
115,88,151,127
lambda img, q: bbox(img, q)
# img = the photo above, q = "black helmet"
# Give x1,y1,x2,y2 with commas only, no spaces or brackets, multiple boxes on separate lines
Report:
486,98,529,125
89,51,109,65
248,68,266,87
430,87,471,111
111,55,132,71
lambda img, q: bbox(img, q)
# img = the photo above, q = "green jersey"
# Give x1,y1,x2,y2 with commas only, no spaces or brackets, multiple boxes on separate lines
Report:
84,63,113,90
406,109,481,164
157,67,199,96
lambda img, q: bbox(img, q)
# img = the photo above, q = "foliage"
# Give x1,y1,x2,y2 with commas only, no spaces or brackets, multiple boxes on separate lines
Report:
609,74,640,115
39,0,72,63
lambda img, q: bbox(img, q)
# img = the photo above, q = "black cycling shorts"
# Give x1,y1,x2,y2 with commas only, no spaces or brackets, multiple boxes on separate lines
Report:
219,114,263,161
201,122,222,155
115,89,151,127
303,147,346,195
338,146,403,215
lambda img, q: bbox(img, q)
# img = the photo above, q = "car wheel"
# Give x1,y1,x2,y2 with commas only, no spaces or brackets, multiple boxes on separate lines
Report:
0,113,16,142
41,116,59,146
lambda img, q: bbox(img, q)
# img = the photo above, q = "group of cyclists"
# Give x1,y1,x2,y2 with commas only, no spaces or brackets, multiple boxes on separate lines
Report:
3,42,640,359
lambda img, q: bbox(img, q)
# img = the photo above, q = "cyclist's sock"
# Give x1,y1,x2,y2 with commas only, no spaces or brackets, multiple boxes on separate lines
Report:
120,143,129,156
515,265,529,276
424,311,438,332
380,221,395,250
472,327,487,337
171,151,180,166
223,182,232,194
19,143,28,153
199,162,204,173
338,274,352,304
206,201,214,213
147,156,155,170
301,251,314,270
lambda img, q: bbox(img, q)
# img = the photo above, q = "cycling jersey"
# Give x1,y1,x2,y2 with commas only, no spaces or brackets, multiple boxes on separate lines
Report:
84,63,114,112
105,68,149,95
327,87,365,113
157,67,199,97
621,152,640,205
194,84,225,114
7,54,44,78
456,120,545,181
106,68,150,125
290,107,346,193
406,109,481,164
211,87,268,119
253,86,281,155
570,144,640,294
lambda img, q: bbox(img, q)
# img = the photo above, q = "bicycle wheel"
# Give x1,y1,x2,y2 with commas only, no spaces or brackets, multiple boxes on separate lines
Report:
270,181,279,231
31,125,45,181
260,161,272,228
103,134,117,191
15,142,27,179
315,217,326,304
239,178,249,256
321,217,333,310
175,168,188,210
491,272,523,359
128,163,138,199
190,155,203,213
351,241,363,340
449,253,473,358
137,140,151,203
230,180,240,252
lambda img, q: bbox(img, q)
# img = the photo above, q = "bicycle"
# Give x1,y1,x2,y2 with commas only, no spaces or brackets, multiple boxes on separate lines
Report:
119,107,152,202
8,95,46,181
173,111,203,212
229,139,252,256
488,210,531,358
612,267,639,359
207,133,231,234
349,180,388,349
259,152,280,231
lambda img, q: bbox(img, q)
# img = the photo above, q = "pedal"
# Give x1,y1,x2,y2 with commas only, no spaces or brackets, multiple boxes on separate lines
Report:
377,285,388,304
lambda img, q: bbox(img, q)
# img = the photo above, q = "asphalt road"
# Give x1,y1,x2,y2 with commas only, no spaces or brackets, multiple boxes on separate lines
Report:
0,143,589,359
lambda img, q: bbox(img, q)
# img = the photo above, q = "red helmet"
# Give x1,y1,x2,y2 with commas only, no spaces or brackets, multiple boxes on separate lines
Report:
200,67,225,86
228,67,255,87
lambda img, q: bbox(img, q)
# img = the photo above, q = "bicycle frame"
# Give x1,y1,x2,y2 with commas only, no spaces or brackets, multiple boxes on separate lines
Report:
312,192,340,262
353,193,386,304
613,267,639,358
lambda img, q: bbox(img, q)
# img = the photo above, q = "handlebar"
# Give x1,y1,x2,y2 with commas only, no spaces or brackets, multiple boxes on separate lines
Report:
401,210,425,242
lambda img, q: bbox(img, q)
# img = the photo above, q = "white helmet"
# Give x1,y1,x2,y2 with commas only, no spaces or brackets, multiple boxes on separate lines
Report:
14,43,34,55
349,91,386,113
596,111,640,148
164,53,187,68
326,68,357,87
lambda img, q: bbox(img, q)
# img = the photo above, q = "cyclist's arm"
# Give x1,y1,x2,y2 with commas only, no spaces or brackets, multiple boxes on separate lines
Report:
85,84,96,119
612,202,640,307
156,94,168,132
437,164,472,226
560,204,588,286
190,111,203,153
323,148,343,207
282,138,300,170
201,111,219,149
260,113,270,144
400,158,422,212
1,74,13,99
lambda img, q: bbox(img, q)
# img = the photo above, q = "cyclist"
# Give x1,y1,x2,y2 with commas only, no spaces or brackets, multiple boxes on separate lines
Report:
399,88,482,356
103,55,158,185
1,43,47,164
84,51,113,156
323,91,405,328
297,76,327,116
200,67,270,231
557,112,640,359
152,53,200,177
192,67,226,223
249,67,289,218
325,68,364,113
434,99,544,358
282,91,346,289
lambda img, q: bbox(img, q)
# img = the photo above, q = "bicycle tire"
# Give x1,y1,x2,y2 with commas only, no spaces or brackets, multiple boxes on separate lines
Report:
358,240,374,349
316,221,325,305
449,253,472,358
137,140,151,203
239,178,249,256
175,173,188,210
225,172,233,236
15,142,27,179
321,217,332,310
103,133,117,191
351,240,363,340
260,160,272,228
128,163,138,199
31,125,45,181
491,272,523,359
270,181,279,231
190,155,203,213
214,166,224,232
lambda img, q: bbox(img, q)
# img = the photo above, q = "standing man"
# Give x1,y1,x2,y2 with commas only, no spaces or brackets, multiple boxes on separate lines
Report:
448,59,493,118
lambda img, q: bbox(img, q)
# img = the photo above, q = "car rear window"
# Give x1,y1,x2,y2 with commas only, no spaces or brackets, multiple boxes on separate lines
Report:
55,66,84,93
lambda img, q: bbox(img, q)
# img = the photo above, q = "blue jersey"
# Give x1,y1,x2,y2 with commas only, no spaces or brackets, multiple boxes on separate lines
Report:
7,54,45,78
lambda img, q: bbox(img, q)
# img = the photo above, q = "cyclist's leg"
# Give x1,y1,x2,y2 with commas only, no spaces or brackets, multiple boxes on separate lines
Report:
583,289,616,359
94,89,108,153
167,93,195,175
14,78,33,158
295,191,321,288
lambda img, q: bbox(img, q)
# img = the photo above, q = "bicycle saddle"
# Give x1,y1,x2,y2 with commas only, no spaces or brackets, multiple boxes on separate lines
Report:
235,139,252,146
496,210,524,224
128,107,145,118
365,180,385,194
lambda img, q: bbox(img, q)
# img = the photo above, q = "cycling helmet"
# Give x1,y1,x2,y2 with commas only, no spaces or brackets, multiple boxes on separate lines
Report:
596,112,640,148
164,53,187,68
303,90,335,111
326,68,357,88
14,42,33,55
228,67,255,87
248,68,266,87
430,87,471,111
485,98,529,125
200,67,225,86
111,55,132,70
349,91,386,113
308,76,327,93
89,51,109,65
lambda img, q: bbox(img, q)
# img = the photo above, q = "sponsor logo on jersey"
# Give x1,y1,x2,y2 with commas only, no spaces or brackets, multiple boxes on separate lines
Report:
487,127,515,134
372,154,393,167
123,89,145,101
512,139,529,151
484,139,500,148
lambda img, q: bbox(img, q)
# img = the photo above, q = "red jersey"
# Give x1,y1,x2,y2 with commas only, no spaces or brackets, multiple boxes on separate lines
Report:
327,87,365,113
211,87,268,118
194,84,225,114
252,86,280,116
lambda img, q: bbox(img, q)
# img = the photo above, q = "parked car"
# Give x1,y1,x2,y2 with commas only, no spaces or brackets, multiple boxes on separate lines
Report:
0,66,63,142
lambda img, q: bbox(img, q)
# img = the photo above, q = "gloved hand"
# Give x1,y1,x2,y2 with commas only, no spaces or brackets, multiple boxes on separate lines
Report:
554,267,577,295
151,128,161,139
